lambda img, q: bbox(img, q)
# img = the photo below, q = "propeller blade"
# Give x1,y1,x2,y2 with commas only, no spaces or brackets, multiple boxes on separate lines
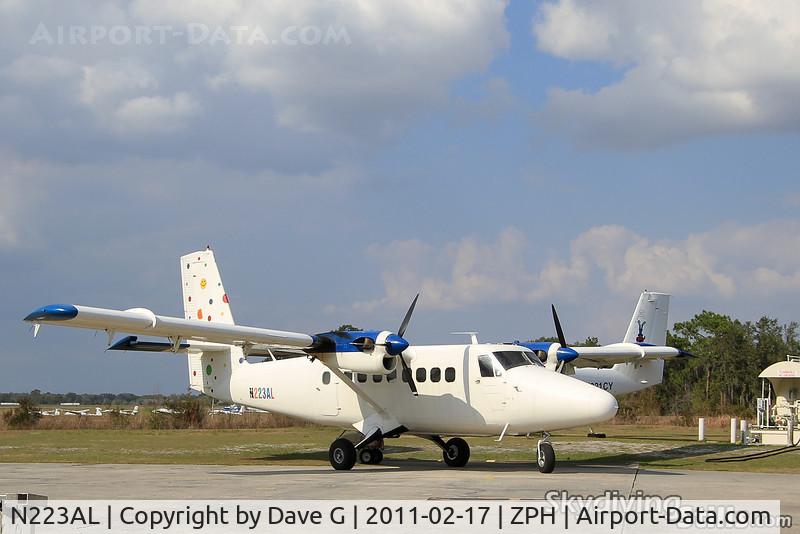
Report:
398,353,418,396
551,304,567,347
398,293,419,337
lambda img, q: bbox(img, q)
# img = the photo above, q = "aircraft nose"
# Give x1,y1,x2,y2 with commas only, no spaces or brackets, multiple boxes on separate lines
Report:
531,372,619,429
584,386,618,422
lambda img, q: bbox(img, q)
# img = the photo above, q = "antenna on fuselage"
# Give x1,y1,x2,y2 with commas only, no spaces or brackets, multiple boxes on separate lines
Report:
451,332,479,345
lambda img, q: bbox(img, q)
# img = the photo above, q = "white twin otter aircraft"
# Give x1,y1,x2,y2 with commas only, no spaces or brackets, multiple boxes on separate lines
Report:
24,248,689,473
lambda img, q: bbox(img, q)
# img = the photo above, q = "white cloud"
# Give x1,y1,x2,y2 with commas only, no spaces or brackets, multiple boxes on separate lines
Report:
354,228,537,311
4,54,79,84
532,0,800,147
79,61,158,107
356,221,800,310
195,0,509,136
0,0,509,150
0,152,46,248
0,148,364,253
112,92,200,133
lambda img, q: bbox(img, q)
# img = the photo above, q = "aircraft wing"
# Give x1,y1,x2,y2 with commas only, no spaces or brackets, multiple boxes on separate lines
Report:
569,343,692,367
24,304,317,349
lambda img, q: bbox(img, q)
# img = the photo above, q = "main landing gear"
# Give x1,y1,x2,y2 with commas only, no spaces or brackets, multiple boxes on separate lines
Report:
536,432,556,473
328,436,385,470
358,447,383,465
329,438,357,470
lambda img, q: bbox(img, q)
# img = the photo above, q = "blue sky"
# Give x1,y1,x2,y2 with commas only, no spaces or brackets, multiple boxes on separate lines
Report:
2,0,800,393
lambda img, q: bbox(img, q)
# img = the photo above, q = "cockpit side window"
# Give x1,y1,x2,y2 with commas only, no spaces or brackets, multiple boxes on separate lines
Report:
478,355,494,377
523,351,544,367
478,355,503,377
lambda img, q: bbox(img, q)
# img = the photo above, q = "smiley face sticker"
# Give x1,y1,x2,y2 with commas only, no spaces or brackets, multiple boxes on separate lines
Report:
200,278,207,289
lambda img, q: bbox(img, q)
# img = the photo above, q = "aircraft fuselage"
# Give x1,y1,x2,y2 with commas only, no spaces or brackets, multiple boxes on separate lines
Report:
214,344,618,436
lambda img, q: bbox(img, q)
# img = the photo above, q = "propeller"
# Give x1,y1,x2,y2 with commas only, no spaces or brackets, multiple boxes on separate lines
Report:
550,304,579,366
347,294,420,395
398,294,418,338
552,304,567,347
393,294,419,396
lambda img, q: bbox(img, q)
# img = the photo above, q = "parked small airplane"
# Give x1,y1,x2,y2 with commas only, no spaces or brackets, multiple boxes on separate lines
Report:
209,404,244,416
517,291,692,396
24,248,620,473
106,405,139,416
121,405,139,416
62,407,103,417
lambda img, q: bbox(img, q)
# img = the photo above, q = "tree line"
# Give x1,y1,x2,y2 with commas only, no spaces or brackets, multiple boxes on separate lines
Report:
650,311,800,417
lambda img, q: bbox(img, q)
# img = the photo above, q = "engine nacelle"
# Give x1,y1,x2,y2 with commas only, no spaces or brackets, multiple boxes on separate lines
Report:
319,330,399,375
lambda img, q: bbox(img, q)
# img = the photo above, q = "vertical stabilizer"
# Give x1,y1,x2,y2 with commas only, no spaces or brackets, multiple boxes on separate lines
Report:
180,247,235,325
615,291,671,391
623,291,669,346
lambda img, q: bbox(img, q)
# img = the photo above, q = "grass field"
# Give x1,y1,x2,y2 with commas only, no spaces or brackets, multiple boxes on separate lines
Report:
1,424,798,473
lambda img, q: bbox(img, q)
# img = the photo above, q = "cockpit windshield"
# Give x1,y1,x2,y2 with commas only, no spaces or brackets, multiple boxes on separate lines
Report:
493,350,543,370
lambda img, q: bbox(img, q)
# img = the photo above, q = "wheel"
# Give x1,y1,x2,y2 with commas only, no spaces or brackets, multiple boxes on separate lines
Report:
329,438,356,470
537,442,555,473
442,437,470,467
358,448,383,465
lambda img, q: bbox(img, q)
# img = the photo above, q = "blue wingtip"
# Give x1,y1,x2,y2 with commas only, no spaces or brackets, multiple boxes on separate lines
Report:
23,304,78,322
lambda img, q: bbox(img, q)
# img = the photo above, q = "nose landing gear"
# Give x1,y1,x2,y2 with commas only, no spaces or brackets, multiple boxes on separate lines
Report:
425,435,471,467
442,437,470,467
536,432,555,473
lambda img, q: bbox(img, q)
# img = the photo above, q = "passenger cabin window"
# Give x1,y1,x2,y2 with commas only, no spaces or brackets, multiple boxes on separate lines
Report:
344,371,353,380
445,367,456,382
493,350,539,371
357,373,367,383
387,369,397,382
430,367,441,383
373,374,383,383
402,369,412,383
416,368,427,383
322,371,331,385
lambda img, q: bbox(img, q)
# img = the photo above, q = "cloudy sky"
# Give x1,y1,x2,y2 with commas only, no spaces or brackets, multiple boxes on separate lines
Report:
2,0,800,394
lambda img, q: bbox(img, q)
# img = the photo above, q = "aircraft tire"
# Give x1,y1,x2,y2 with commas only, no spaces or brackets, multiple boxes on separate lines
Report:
358,448,383,465
329,438,357,470
537,442,555,473
442,437,470,467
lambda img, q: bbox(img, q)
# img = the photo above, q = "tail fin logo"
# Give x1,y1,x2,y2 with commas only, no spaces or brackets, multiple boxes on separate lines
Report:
636,320,646,343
